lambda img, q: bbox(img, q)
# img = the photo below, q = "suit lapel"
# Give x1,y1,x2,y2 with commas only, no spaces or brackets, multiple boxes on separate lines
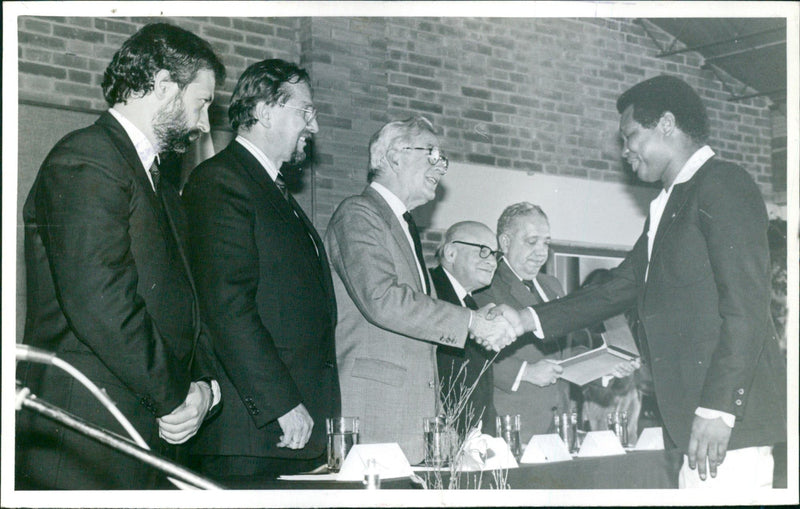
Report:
429,265,460,305
496,261,544,307
96,112,162,212
649,175,699,268
229,142,294,221
363,186,424,294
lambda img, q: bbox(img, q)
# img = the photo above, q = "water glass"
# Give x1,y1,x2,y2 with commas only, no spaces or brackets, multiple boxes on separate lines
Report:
326,416,359,472
423,416,456,467
495,414,522,461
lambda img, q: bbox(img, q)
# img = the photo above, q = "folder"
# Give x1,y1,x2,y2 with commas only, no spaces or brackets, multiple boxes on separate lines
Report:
556,314,639,386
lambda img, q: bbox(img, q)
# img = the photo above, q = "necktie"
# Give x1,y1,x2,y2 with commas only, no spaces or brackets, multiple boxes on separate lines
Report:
275,172,288,200
402,211,431,295
522,279,537,294
149,162,161,194
463,293,479,311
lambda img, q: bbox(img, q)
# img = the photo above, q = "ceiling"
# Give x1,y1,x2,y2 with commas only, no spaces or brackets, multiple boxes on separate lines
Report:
639,18,787,114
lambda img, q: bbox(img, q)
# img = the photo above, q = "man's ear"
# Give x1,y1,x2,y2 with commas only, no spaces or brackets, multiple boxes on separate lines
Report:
498,233,510,253
153,69,178,101
442,243,456,264
385,148,400,169
658,111,676,136
254,101,271,128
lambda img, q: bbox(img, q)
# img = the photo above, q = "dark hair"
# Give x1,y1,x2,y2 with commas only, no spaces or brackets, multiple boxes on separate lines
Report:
102,23,225,107
228,59,311,132
616,75,709,145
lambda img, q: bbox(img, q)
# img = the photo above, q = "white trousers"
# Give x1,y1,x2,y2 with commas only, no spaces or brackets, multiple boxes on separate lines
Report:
679,446,774,489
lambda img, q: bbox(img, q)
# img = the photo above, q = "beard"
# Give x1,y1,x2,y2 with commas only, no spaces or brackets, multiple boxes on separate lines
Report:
287,135,311,166
152,94,201,154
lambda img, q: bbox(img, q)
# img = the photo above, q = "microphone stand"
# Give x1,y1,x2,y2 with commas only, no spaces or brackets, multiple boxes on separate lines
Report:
16,385,224,490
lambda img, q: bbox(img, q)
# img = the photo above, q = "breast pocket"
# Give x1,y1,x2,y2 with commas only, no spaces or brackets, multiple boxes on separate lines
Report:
351,357,407,387
653,225,712,288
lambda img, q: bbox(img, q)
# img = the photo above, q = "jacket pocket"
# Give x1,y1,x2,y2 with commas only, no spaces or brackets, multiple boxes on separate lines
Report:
351,357,407,387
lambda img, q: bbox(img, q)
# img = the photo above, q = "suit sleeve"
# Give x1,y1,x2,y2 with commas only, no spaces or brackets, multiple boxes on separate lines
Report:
184,164,301,427
535,235,644,338
696,168,772,415
34,149,190,417
326,199,470,347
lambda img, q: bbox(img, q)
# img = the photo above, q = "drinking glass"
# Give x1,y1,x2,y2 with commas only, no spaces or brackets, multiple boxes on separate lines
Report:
326,417,359,472
495,414,522,461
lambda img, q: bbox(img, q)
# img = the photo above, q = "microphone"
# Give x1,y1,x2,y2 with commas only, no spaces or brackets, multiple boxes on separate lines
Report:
16,344,57,364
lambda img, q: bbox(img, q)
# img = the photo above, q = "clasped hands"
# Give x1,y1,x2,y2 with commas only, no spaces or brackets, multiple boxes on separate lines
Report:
468,303,526,352
158,380,213,444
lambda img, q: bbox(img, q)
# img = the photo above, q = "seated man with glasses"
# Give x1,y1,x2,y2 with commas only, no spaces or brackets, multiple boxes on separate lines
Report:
433,221,503,436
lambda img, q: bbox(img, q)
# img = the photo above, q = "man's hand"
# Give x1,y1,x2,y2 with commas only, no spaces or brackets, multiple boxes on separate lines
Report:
521,359,563,387
277,403,314,449
157,381,212,444
487,303,536,334
609,357,641,378
469,304,517,352
687,415,732,480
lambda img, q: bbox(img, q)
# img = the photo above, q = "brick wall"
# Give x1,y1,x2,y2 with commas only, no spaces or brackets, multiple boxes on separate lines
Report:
18,16,781,235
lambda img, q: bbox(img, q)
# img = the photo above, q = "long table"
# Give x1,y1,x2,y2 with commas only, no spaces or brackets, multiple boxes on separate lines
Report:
219,449,683,490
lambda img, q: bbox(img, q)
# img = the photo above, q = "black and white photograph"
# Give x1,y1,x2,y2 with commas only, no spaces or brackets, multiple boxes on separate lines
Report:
2,1,797,507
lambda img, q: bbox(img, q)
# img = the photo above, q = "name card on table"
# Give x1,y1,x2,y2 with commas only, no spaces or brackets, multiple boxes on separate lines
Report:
520,434,573,463
337,443,414,481
633,427,665,451
460,435,519,471
576,430,626,457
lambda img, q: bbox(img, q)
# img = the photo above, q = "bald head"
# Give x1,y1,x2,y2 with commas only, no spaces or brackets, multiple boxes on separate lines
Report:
438,221,498,293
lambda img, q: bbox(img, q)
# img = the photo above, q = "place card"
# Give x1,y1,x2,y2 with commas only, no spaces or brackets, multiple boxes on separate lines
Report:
633,427,665,450
460,434,519,471
336,443,414,481
576,430,626,457
520,434,573,463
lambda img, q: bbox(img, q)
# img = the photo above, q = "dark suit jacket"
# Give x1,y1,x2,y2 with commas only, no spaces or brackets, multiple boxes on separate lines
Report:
533,157,786,452
474,261,570,441
18,112,216,489
183,141,340,460
431,266,497,436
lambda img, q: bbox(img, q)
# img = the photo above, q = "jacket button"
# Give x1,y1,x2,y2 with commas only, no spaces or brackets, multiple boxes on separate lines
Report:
428,380,435,388
324,361,335,369
737,388,744,395
735,399,742,406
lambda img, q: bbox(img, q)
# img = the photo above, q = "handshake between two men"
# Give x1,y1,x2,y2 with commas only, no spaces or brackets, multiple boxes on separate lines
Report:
467,303,532,352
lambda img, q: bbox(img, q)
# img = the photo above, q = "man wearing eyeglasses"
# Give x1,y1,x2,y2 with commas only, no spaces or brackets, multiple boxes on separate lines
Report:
433,221,502,436
473,202,572,442
183,59,339,478
325,117,520,463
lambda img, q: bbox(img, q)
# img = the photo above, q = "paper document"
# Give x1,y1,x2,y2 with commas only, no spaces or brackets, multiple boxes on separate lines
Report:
557,314,639,386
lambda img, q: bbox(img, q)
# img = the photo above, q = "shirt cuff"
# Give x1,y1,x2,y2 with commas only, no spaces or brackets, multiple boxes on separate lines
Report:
198,379,221,412
695,407,735,428
527,307,544,338
468,309,474,329
511,361,528,392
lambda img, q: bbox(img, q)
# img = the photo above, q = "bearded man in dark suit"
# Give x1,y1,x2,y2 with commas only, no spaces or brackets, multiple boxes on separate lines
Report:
497,75,786,488
17,23,226,489
183,59,340,478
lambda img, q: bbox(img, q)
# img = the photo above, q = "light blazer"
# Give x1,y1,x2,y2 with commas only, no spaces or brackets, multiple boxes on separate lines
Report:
533,158,786,452
325,185,471,464
474,261,570,441
183,141,340,459
19,112,216,488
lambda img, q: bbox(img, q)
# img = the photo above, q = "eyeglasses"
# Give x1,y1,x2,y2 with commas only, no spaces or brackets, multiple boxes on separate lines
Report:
401,146,449,170
280,103,318,124
451,240,501,259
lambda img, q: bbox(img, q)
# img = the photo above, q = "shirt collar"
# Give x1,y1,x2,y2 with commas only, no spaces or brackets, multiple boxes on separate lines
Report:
667,145,714,193
501,257,529,282
108,108,159,170
442,266,469,302
370,181,408,219
236,135,280,181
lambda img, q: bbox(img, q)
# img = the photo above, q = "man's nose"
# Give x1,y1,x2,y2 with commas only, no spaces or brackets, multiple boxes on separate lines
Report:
197,109,210,134
306,116,319,134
